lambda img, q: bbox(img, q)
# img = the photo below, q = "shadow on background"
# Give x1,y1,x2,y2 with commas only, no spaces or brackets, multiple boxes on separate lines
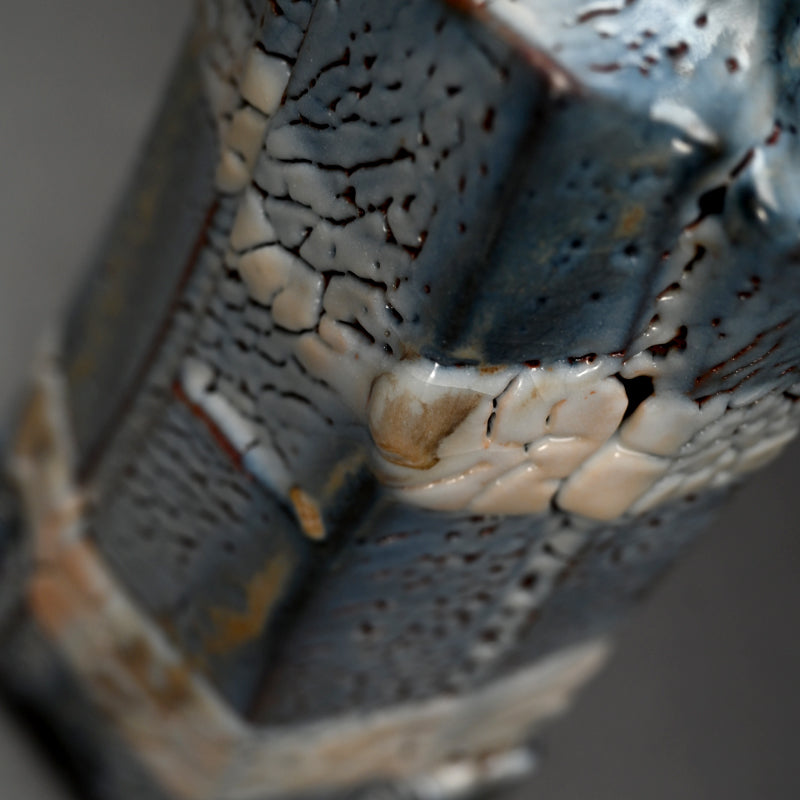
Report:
1,3,798,799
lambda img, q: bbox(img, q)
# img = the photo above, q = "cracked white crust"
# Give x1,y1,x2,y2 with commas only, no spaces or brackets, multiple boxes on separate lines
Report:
183,23,800,522
361,357,798,520
183,290,799,521
197,1,292,194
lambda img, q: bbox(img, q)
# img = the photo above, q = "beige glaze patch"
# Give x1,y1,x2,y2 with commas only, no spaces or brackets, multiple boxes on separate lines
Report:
215,150,252,195
358,354,799,520
230,189,277,252
211,49,287,195
226,107,269,173
186,304,800,522
198,18,290,195
556,443,669,521
240,50,291,116
237,245,324,330
470,463,559,515
12,359,243,800
618,392,724,456
365,358,640,517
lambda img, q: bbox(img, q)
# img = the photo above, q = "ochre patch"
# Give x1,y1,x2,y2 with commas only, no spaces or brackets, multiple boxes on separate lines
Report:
116,637,194,714
368,375,481,470
290,486,327,541
614,204,645,238
205,553,293,655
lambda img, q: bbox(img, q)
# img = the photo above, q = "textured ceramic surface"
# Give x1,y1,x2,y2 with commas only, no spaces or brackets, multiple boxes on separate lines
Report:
2,2,800,799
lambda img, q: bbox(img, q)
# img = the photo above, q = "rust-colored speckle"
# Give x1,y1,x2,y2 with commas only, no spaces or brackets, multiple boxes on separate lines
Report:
615,205,645,238
694,321,787,390
648,325,688,357
442,0,578,92
442,0,485,13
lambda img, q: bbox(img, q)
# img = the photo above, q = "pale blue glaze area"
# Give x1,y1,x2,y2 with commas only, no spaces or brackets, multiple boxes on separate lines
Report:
238,0,800,726
682,136,800,402
253,502,571,724
423,96,715,364
255,0,545,356
498,488,727,681
510,0,794,144
89,399,318,714
252,0,313,59
413,0,800,378
249,489,725,726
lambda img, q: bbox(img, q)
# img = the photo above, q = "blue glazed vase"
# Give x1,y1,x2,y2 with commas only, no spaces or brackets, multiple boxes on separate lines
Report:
1,2,799,799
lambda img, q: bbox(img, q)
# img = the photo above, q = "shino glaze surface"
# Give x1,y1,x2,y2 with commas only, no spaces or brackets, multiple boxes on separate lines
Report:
2,1,800,799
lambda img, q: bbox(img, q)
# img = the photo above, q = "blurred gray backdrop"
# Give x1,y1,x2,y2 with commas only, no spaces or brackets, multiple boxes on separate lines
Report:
0,3,798,799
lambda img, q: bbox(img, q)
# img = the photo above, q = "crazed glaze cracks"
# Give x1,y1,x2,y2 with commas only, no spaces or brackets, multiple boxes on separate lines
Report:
186,316,799,525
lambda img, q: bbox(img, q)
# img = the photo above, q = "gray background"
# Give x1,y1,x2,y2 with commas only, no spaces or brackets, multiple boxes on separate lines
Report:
0,3,798,798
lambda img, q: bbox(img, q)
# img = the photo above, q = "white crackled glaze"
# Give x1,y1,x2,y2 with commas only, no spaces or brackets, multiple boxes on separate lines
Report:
237,245,324,331
13,6,800,800
365,355,798,519
230,189,278,252
364,358,638,515
629,390,800,515
181,357,293,497
197,5,292,196
557,443,669,521
184,313,800,520
240,51,292,117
